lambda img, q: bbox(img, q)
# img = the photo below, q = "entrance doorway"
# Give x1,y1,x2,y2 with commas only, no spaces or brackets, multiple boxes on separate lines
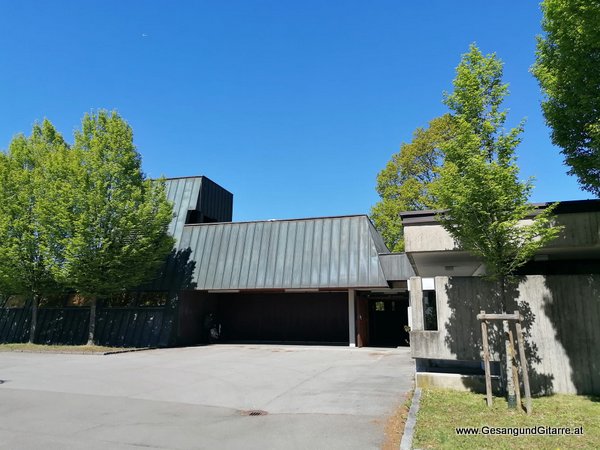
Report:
357,292,409,347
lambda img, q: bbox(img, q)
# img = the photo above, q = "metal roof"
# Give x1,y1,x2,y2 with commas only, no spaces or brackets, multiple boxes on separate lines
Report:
164,176,233,243
177,215,391,290
379,253,415,280
165,177,202,242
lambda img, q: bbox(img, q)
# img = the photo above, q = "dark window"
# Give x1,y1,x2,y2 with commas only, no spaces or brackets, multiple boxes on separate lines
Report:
422,291,438,331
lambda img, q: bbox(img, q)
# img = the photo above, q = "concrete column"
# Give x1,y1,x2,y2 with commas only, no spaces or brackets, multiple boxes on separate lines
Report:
348,289,356,347
409,277,424,331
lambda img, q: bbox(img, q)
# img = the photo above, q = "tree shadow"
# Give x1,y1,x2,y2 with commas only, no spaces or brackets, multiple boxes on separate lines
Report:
139,247,197,298
542,274,599,395
443,276,554,396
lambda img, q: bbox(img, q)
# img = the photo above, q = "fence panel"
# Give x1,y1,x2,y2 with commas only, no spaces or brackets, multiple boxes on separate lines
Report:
0,308,30,343
0,306,175,348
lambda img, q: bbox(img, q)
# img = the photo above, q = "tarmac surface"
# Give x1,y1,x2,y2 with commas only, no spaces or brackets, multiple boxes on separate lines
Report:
0,344,414,449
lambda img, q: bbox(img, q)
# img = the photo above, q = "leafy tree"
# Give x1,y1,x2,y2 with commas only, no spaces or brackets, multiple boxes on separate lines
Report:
371,115,455,251
63,111,174,344
430,44,562,407
532,0,600,196
0,120,70,342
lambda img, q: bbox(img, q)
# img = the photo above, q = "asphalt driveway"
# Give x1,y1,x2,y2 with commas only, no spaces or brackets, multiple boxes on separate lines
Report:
0,345,414,449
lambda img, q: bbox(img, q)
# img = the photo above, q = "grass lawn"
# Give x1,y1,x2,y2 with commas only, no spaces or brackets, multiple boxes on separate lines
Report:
0,343,136,354
414,388,599,450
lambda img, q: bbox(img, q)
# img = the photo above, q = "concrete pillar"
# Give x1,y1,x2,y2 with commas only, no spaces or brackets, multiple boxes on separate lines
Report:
348,289,356,347
409,277,424,331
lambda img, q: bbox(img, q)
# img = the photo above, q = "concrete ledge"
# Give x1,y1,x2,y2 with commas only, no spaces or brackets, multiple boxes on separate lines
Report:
416,372,502,395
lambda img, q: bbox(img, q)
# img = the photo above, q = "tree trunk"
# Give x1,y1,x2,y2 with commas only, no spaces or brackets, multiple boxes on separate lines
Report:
87,297,97,346
29,294,39,344
500,276,517,409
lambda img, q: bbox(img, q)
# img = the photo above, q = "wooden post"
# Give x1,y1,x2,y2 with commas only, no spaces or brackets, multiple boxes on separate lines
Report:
508,327,521,410
87,297,97,346
29,295,38,344
480,310,493,407
515,313,532,415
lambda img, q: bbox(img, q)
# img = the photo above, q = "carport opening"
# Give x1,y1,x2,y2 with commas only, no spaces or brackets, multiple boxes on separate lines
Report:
177,290,350,346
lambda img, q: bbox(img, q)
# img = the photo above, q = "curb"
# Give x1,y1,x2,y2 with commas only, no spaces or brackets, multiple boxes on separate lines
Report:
103,347,157,355
400,387,422,450
0,347,155,355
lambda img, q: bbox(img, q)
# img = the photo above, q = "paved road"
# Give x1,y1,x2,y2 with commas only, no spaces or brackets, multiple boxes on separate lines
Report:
0,345,414,449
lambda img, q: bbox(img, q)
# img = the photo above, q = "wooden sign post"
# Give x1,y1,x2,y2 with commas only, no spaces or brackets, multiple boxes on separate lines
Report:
477,310,532,414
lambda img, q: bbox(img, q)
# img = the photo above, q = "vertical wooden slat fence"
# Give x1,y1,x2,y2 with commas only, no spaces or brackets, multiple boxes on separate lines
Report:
0,306,175,348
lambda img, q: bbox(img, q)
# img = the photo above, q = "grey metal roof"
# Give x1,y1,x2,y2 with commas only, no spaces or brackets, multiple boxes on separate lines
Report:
164,176,233,243
378,253,415,280
165,177,203,242
177,215,391,290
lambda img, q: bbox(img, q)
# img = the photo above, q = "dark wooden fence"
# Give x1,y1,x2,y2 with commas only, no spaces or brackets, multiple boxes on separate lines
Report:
36,308,90,345
0,306,174,347
95,307,174,348
0,308,30,343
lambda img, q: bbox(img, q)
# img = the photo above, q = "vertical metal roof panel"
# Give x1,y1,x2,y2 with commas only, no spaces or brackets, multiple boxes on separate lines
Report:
300,220,314,287
291,221,305,288
164,177,202,243
310,220,323,286
357,219,369,284
379,253,416,280
178,215,391,290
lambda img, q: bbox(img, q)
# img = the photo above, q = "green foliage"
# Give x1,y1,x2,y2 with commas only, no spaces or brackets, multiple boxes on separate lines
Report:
430,45,561,281
0,120,70,298
0,112,174,303
532,0,600,196
62,111,175,297
371,115,455,251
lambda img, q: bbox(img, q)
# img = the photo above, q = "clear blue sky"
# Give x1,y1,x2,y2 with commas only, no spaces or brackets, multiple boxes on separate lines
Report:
0,1,592,221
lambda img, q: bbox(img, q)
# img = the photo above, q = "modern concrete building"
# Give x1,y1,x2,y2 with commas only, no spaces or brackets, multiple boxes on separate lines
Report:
400,200,600,395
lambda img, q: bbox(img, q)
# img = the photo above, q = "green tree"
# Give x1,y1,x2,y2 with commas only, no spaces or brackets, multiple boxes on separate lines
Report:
430,45,561,407
532,0,600,196
0,120,70,341
371,115,455,251
63,111,174,344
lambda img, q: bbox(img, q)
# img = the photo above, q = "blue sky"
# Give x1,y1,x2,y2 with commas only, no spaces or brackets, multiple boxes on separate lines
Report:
0,1,592,221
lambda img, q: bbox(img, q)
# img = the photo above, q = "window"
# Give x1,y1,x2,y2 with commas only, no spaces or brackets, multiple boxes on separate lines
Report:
422,290,438,331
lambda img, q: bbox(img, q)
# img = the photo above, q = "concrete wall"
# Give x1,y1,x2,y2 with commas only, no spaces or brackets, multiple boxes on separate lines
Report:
409,275,600,395
404,225,457,252
404,211,600,253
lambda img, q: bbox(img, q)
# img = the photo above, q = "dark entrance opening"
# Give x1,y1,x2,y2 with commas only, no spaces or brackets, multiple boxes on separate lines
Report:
366,293,409,347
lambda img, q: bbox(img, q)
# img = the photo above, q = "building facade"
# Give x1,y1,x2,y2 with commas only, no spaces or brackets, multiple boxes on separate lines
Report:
401,201,600,395
164,176,414,348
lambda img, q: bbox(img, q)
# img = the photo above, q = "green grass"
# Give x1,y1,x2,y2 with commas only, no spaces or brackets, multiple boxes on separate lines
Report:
0,343,135,354
414,388,600,450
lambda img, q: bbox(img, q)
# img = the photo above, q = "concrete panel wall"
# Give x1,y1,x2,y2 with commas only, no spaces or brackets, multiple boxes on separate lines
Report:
404,211,600,253
547,212,600,248
404,225,457,252
409,275,600,395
